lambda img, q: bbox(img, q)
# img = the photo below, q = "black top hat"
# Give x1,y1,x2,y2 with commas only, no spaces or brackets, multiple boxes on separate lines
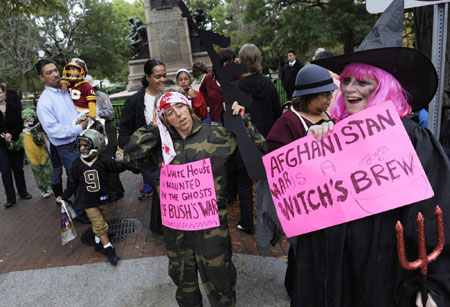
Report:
312,0,438,112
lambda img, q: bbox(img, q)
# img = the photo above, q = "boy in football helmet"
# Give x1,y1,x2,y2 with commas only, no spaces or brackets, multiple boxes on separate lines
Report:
61,58,97,120
56,129,129,265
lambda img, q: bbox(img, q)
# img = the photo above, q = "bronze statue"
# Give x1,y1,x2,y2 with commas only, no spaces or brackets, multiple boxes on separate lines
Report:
129,18,149,59
126,17,137,41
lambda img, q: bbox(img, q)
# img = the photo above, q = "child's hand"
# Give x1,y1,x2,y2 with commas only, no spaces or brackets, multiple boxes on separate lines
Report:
4,133,12,143
186,87,196,98
60,81,69,93
56,196,63,205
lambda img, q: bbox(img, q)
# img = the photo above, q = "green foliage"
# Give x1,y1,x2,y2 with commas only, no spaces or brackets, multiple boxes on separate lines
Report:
185,0,377,73
77,0,145,82
0,0,65,18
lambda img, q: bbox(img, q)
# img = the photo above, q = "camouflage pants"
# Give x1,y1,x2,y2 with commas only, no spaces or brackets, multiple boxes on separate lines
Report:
30,158,52,193
163,209,236,307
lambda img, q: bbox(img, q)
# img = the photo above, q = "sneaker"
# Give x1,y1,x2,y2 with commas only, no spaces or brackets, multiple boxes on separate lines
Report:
41,190,53,198
138,191,153,200
94,242,107,255
237,223,255,235
104,246,120,265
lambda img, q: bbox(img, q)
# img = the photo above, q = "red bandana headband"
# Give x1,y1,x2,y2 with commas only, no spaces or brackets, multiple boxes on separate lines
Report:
155,92,192,164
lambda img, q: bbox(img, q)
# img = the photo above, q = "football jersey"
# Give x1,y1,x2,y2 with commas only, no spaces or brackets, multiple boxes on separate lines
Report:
69,80,97,116
61,155,128,208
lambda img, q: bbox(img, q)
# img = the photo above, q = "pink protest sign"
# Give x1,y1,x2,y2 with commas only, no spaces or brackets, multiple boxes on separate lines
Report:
262,101,434,238
160,158,220,231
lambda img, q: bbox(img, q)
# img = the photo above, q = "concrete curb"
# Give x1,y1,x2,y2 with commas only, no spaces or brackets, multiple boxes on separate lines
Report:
0,254,289,307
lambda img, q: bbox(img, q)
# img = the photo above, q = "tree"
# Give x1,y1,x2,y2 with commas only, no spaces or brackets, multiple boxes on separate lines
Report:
37,0,91,67
0,0,64,18
184,0,377,73
35,0,144,82
0,15,42,95
229,0,372,72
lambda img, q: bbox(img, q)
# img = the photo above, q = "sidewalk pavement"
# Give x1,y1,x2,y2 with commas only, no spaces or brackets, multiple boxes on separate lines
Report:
0,165,290,306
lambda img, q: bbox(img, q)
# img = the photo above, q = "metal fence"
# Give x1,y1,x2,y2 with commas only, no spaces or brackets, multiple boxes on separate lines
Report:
112,104,124,126
271,78,288,104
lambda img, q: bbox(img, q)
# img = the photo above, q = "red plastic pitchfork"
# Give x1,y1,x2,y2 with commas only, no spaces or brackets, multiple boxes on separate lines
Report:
395,206,445,306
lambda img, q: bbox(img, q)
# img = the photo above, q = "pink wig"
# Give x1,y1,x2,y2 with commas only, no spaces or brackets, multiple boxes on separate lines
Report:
331,63,412,122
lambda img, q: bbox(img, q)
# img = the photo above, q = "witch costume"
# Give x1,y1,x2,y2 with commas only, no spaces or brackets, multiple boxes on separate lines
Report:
284,0,450,306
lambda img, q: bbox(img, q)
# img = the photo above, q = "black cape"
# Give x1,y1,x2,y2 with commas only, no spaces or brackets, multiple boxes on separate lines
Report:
289,117,450,307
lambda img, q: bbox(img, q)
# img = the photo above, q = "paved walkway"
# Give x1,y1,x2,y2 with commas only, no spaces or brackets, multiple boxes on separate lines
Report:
0,164,291,306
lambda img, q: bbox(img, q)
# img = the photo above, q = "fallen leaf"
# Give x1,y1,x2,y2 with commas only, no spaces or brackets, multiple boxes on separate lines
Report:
83,283,88,287
0,259,4,263
42,250,47,253
136,245,140,248
242,257,247,264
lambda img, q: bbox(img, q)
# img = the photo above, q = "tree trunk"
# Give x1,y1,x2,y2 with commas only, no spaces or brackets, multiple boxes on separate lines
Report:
21,70,28,98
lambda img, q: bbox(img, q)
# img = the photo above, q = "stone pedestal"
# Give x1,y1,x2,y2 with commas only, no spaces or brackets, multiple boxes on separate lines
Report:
127,58,149,92
145,0,192,77
126,0,212,91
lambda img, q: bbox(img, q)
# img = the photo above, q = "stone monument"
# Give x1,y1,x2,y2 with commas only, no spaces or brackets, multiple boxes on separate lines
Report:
126,0,211,92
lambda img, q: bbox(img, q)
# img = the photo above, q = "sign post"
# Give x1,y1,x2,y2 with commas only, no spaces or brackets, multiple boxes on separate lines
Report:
428,3,448,137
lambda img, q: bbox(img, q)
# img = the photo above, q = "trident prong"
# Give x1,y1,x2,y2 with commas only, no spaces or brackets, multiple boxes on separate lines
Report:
395,205,445,305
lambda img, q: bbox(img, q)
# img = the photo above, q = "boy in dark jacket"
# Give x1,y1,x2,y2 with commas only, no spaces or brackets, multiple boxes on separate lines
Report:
56,129,128,265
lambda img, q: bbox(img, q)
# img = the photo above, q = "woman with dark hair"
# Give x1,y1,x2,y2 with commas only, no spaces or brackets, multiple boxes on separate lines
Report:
118,58,167,233
0,83,32,208
262,64,337,297
118,59,167,149
266,64,336,152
